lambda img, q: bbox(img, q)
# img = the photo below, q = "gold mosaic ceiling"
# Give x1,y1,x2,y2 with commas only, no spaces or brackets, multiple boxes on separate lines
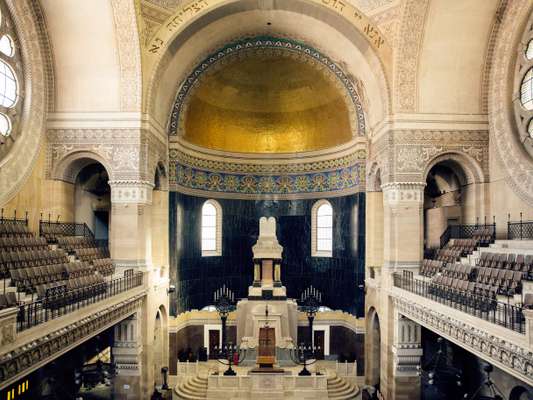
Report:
183,52,353,153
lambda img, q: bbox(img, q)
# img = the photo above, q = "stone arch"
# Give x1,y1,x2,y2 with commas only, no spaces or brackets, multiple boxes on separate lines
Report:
423,151,485,187
365,307,381,387
367,162,383,192
153,305,169,386
154,161,168,191
423,150,487,224
143,0,391,132
52,151,113,184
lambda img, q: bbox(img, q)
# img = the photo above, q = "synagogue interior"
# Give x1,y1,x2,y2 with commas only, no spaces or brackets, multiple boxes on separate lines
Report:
0,0,533,399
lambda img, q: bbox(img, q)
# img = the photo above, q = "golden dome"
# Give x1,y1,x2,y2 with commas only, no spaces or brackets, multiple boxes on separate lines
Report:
182,52,353,153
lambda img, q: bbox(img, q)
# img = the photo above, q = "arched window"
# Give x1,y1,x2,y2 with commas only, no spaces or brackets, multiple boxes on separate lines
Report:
201,200,222,256
312,200,333,257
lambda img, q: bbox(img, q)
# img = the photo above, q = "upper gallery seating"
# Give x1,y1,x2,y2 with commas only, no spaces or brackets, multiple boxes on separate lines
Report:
0,217,114,310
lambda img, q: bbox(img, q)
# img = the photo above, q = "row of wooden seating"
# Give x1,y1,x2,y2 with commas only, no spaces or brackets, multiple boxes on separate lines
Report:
0,222,32,238
472,227,494,246
0,235,48,251
57,236,98,252
75,247,110,261
420,259,445,277
441,263,475,280
447,238,478,255
0,292,19,310
435,248,462,263
474,267,523,295
35,274,107,307
0,249,68,273
91,258,114,276
431,275,501,300
477,252,533,273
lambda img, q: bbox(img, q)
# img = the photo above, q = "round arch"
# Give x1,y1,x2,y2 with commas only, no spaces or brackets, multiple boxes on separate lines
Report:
365,307,381,387
143,0,391,132
423,151,485,187
52,151,113,184
153,305,169,386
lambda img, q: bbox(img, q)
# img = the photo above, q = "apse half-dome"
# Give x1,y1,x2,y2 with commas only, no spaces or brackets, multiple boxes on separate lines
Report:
176,39,360,154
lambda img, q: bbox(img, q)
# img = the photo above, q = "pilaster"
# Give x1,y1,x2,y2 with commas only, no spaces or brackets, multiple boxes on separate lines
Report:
382,182,425,278
112,314,143,399
109,180,155,271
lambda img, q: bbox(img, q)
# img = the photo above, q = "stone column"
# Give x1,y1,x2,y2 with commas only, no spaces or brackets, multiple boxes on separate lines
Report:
112,314,143,399
391,314,422,400
382,182,425,278
108,180,154,272
523,309,533,349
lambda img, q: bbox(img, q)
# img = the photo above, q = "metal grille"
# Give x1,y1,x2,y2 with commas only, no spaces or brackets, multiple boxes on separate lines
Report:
440,223,496,248
508,220,533,240
16,272,144,332
392,272,525,334
39,220,95,239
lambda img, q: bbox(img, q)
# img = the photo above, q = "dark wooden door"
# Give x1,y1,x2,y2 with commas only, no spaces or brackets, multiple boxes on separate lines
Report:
314,330,325,360
258,327,275,357
208,329,220,359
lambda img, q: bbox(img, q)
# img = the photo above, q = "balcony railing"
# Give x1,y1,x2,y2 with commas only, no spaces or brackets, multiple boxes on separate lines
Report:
39,220,95,239
16,271,144,332
508,213,533,240
392,272,525,334
439,222,496,248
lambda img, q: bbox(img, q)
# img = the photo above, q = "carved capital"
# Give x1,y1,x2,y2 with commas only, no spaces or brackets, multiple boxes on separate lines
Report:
109,180,155,204
382,182,425,206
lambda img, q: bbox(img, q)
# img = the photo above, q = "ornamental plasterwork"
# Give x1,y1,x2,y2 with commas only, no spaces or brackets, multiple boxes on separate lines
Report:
393,295,533,385
47,128,167,184
382,182,425,205
169,36,366,138
110,0,143,112
394,0,429,112
0,0,51,206
0,294,144,388
489,0,533,206
109,180,155,204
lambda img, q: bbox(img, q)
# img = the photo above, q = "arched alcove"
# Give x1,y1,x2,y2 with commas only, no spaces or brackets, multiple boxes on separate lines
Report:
366,307,381,388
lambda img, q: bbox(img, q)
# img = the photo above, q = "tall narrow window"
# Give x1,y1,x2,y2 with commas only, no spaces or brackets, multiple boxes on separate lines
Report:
312,200,333,257
201,200,222,256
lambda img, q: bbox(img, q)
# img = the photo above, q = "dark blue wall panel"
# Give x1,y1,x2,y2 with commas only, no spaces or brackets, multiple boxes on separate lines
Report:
169,193,365,317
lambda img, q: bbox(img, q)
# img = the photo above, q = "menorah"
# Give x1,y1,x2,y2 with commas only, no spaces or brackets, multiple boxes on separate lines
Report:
213,342,247,376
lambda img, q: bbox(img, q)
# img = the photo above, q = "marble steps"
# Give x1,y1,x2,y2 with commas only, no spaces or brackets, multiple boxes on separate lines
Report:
327,375,359,400
175,375,208,400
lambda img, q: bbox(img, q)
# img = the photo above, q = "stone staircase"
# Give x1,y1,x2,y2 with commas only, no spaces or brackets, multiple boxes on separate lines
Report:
174,374,208,400
327,372,360,399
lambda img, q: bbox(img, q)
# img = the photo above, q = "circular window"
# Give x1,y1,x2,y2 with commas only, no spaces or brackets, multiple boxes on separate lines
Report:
514,14,533,157
0,35,14,57
0,113,10,136
527,39,533,60
0,2,23,160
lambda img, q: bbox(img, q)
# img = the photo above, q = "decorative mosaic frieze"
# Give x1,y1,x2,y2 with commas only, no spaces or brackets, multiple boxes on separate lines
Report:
393,295,533,385
172,162,365,198
169,36,366,137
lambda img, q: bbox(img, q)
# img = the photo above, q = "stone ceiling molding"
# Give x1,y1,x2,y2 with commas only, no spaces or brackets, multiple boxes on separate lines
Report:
168,36,366,139
111,0,143,112
488,0,533,206
394,0,429,112
0,0,52,206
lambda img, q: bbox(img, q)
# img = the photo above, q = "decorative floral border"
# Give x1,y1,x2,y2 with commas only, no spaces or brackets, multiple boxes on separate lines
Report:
171,162,365,196
169,35,366,137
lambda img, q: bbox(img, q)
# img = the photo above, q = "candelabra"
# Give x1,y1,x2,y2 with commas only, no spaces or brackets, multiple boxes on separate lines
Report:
288,343,322,376
213,285,236,355
298,286,322,348
466,364,505,400
213,343,247,376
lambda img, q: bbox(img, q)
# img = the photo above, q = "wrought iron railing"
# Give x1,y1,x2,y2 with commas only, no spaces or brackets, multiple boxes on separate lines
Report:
0,209,29,227
16,271,144,332
439,222,496,248
39,219,95,239
392,272,525,334
508,213,533,240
